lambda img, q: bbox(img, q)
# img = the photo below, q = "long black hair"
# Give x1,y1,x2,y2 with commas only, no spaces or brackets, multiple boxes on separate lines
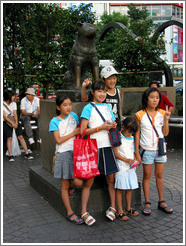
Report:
142,87,161,110
3,90,14,102
89,80,107,101
55,94,71,115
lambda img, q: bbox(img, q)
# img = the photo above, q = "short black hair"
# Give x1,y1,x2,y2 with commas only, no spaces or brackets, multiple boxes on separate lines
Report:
55,94,71,115
122,116,138,133
3,90,14,102
149,80,160,87
142,87,161,110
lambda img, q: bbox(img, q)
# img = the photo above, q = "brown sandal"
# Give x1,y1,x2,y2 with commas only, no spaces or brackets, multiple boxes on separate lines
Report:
125,208,139,216
116,212,129,221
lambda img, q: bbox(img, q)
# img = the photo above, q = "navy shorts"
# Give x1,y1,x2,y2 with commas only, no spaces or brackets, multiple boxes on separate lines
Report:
3,121,23,139
98,147,119,176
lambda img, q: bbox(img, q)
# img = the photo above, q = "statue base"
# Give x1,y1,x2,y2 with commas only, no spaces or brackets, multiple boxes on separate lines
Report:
29,165,141,216
56,89,81,102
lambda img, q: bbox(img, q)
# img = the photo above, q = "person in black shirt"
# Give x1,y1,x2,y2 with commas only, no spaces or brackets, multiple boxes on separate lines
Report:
81,66,122,130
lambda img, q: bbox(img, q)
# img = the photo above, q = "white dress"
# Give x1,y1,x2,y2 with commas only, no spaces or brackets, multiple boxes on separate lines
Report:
115,135,139,190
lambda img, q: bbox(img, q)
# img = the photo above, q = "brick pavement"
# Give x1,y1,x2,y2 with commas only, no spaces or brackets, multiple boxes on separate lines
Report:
3,148,183,244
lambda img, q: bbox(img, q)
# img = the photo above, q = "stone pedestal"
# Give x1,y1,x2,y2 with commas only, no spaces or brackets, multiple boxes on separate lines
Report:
29,165,141,216
56,89,81,102
29,99,141,216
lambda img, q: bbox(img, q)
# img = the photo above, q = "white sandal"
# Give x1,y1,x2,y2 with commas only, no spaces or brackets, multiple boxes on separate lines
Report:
81,212,96,226
106,207,116,221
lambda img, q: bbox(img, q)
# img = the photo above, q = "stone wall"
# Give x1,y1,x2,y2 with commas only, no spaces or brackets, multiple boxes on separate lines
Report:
119,87,176,115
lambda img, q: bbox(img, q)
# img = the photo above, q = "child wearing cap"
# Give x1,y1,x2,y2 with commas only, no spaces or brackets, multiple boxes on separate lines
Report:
81,66,122,130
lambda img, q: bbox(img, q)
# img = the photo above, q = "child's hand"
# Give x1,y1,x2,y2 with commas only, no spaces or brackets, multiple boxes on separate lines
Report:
82,78,92,88
12,122,18,129
100,120,113,131
127,159,135,165
134,152,142,165
164,105,171,121
73,128,81,136
111,121,117,128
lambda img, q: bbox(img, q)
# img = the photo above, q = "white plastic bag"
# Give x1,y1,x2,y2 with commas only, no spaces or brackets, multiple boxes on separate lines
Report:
6,129,21,156
12,129,21,156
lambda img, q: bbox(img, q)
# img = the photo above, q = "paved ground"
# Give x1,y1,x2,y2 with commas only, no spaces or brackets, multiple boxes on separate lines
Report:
3,148,184,244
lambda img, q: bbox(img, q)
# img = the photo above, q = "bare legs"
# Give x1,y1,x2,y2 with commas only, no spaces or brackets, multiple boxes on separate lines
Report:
7,134,30,156
143,164,152,210
61,178,83,221
143,162,172,212
116,189,123,214
7,137,12,155
105,174,117,220
17,135,29,153
106,174,116,209
81,177,95,224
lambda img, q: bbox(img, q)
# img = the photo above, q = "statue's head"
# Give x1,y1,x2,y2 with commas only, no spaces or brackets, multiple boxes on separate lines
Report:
76,22,97,38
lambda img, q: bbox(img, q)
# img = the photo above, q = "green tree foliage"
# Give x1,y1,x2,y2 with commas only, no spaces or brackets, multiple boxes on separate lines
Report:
96,11,128,61
97,4,166,87
3,3,34,92
3,3,95,97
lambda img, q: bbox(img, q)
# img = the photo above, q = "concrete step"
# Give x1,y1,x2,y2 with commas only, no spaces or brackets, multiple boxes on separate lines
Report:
29,166,141,217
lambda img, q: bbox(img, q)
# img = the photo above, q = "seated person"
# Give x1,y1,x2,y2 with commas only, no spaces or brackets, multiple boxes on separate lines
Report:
20,87,41,145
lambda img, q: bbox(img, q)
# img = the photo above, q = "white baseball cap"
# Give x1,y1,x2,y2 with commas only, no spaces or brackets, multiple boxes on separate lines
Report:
100,66,118,79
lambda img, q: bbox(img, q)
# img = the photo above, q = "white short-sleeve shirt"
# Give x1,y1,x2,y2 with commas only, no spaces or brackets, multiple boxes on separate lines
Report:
115,135,135,175
80,103,115,148
20,96,40,114
49,112,79,153
135,109,165,151
3,101,17,121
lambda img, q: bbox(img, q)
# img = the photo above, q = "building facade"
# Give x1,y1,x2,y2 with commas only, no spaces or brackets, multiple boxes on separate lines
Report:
104,3,183,63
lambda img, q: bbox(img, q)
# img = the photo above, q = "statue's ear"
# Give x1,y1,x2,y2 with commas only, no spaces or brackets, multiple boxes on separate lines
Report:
76,22,83,29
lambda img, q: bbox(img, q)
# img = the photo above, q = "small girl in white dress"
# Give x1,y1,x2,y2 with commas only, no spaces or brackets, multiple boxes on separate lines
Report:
114,116,139,221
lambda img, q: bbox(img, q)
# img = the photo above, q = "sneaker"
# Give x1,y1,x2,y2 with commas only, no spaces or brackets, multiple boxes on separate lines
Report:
25,153,33,160
37,139,42,144
9,155,15,162
28,138,35,145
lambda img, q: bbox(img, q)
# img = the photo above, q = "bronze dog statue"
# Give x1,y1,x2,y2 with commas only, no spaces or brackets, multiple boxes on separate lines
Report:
62,22,99,93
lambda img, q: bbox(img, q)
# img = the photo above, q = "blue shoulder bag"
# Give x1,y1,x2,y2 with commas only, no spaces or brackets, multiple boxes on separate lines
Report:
91,103,121,147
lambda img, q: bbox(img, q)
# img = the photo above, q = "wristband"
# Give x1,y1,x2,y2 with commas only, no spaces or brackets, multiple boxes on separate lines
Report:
96,127,99,132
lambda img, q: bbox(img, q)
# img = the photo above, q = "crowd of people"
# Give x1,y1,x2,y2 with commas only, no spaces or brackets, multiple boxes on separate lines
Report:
3,65,174,225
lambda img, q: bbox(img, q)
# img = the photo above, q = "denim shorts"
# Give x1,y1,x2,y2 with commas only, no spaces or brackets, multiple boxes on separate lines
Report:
140,148,167,165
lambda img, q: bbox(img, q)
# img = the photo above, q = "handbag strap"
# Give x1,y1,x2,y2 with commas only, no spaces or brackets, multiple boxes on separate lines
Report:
90,103,106,123
3,102,12,115
55,114,71,155
145,109,159,138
